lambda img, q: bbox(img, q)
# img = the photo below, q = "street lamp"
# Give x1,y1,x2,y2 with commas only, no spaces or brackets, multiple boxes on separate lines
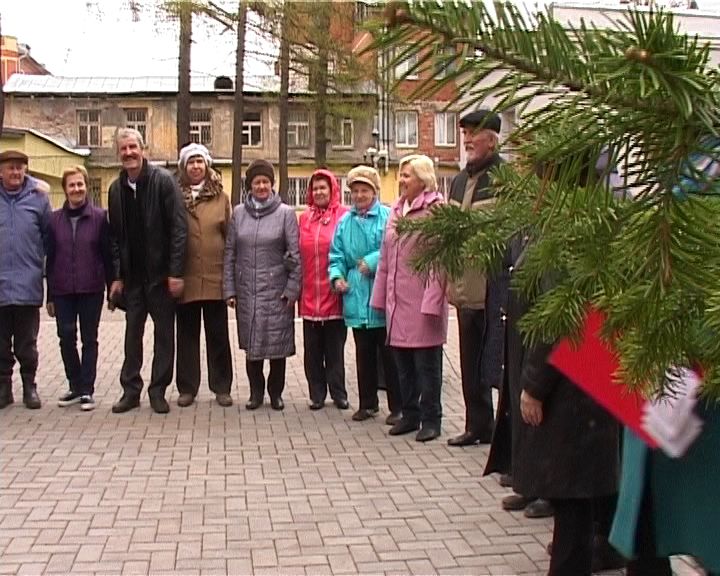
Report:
363,128,389,174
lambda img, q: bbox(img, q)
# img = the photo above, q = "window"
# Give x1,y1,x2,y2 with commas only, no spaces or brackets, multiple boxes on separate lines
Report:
125,108,148,143
190,109,212,145
394,47,418,80
435,112,457,147
287,110,310,149
434,47,457,79
242,111,262,147
77,110,101,147
395,111,418,148
88,177,102,207
286,177,310,207
333,117,354,149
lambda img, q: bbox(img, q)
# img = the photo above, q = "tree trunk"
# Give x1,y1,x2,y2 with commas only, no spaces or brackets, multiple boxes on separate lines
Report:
278,6,290,204
231,1,248,206
313,6,330,168
177,1,192,153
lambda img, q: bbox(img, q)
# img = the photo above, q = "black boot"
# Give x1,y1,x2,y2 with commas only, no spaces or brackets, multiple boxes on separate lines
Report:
23,383,41,409
0,383,14,409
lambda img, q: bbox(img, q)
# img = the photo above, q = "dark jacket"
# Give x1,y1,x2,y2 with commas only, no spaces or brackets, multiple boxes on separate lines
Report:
46,201,115,301
108,160,187,287
448,153,503,208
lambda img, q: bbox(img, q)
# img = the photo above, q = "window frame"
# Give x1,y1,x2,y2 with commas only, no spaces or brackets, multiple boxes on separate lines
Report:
124,107,148,144
287,110,310,149
332,117,354,149
395,110,419,148
394,48,419,80
242,111,262,148
434,112,457,147
77,109,101,148
189,109,213,146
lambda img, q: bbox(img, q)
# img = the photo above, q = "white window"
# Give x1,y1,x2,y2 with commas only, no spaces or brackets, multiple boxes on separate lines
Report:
395,48,418,80
395,111,418,148
287,177,310,207
435,112,457,147
77,109,101,147
333,117,354,149
287,110,310,148
242,111,262,147
125,108,148,143
190,109,212,145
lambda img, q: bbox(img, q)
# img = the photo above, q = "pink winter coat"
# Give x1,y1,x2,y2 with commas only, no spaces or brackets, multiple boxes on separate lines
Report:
371,189,448,348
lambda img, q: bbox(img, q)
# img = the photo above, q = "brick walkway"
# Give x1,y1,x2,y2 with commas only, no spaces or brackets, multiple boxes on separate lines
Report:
0,311,702,575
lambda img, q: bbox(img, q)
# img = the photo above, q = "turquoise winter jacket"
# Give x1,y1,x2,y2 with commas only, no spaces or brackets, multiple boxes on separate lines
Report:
328,199,389,329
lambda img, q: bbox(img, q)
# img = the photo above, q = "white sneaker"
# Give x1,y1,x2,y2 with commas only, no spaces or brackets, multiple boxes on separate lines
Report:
58,391,82,407
80,395,95,411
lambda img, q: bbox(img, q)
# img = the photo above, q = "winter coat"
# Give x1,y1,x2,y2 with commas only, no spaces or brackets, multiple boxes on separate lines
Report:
328,198,389,329
179,172,231,304
610,408,720,572
108,160,187,288
223,192,300,360
46,201,114,300
0,176,51,307
299,169,348,320
371,190,448,348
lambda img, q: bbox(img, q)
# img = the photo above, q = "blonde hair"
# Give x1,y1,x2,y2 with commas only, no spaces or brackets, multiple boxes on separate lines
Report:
399,154,437,192
61,165,89,190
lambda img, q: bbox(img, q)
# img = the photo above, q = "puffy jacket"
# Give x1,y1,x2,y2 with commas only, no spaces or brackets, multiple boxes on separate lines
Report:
328,198,389,329
0,176,51,306
108,160,187,288
299,169,348,320
46,201,115,300
371,190,449,348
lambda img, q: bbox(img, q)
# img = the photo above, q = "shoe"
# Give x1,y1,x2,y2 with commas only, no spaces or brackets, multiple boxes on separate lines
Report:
334,399,349,410
546,542,552,556
246,396,263,410
23,387,41,409
389,418,420,435
385,412,402,426
591,536,626,572
216,393,233,407
524,498,554,519
177,393,195,407
309,401,324,410
112,394,140,413
270,397,284,411
499,474,513,488
352,408,376,421
416,426,440,442
447,431,487,447
149,395,170,414
58,391,82,407
501,494,534,511
80,395,95,411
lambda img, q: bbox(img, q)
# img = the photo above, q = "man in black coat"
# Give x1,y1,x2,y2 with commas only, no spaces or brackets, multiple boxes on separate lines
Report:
447,109,508,446
108,128,187,414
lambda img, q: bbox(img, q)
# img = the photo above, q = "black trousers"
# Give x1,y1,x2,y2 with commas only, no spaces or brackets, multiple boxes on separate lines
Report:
626,473,672,576
457,307,494,437
176,300,233,396
352,327,400,413
120,282,176,399
548,498,595,576
392,345,443,428
0,305,40,394
303,319,347,404
246,358,286,400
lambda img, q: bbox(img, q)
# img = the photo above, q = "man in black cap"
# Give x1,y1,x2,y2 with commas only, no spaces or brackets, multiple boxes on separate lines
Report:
446,109,505,446
0,149,51,409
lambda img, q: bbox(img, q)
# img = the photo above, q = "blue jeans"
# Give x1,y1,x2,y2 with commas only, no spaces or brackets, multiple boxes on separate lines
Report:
54,293,104,396
392,346,443,428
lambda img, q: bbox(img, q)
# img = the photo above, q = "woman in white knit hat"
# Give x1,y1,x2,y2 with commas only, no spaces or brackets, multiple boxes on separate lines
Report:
175,143,233,408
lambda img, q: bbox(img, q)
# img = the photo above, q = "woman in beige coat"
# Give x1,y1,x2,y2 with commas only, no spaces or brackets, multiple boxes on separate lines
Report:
175,143,233,407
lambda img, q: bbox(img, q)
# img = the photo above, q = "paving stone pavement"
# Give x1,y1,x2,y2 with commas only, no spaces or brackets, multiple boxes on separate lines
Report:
0,311,703,576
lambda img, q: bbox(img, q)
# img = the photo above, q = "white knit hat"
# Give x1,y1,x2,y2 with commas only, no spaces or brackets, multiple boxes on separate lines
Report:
178,143,212,168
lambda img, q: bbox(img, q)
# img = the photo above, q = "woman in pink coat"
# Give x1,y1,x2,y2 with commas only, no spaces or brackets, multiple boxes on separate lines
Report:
371,155,449,442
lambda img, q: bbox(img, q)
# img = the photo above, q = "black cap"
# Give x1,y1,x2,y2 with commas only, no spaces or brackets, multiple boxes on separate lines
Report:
459,109,501,133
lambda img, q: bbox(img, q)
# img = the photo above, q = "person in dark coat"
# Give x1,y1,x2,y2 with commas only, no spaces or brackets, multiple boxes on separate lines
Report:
223,159,301,411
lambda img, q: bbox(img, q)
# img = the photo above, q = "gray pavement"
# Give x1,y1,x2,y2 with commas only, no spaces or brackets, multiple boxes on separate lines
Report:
0,311,701,575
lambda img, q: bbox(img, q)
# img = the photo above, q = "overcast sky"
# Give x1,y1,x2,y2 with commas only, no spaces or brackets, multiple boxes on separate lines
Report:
2,0,720,79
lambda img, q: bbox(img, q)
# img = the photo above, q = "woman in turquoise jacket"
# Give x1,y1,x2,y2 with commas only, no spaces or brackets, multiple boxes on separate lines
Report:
328,166,401,424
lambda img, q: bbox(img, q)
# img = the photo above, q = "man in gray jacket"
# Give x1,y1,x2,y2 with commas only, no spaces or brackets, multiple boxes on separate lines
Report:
0,150,51,409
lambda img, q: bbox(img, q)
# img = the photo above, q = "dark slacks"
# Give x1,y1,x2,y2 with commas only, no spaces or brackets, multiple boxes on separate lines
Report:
303,319,347,404
0,305,40,394
54,292,104,396
392,345,443,428
457,306,494,437
352,327,400,413
548,498,595,576
120,282,176,399
176,300,233,396
246,358,286,400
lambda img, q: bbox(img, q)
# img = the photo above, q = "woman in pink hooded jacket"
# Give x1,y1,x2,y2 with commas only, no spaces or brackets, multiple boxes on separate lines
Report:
299,169,349,410
371,155,449,442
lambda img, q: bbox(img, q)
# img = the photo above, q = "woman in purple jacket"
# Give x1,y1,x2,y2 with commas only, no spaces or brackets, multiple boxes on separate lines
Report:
46,166,115,411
